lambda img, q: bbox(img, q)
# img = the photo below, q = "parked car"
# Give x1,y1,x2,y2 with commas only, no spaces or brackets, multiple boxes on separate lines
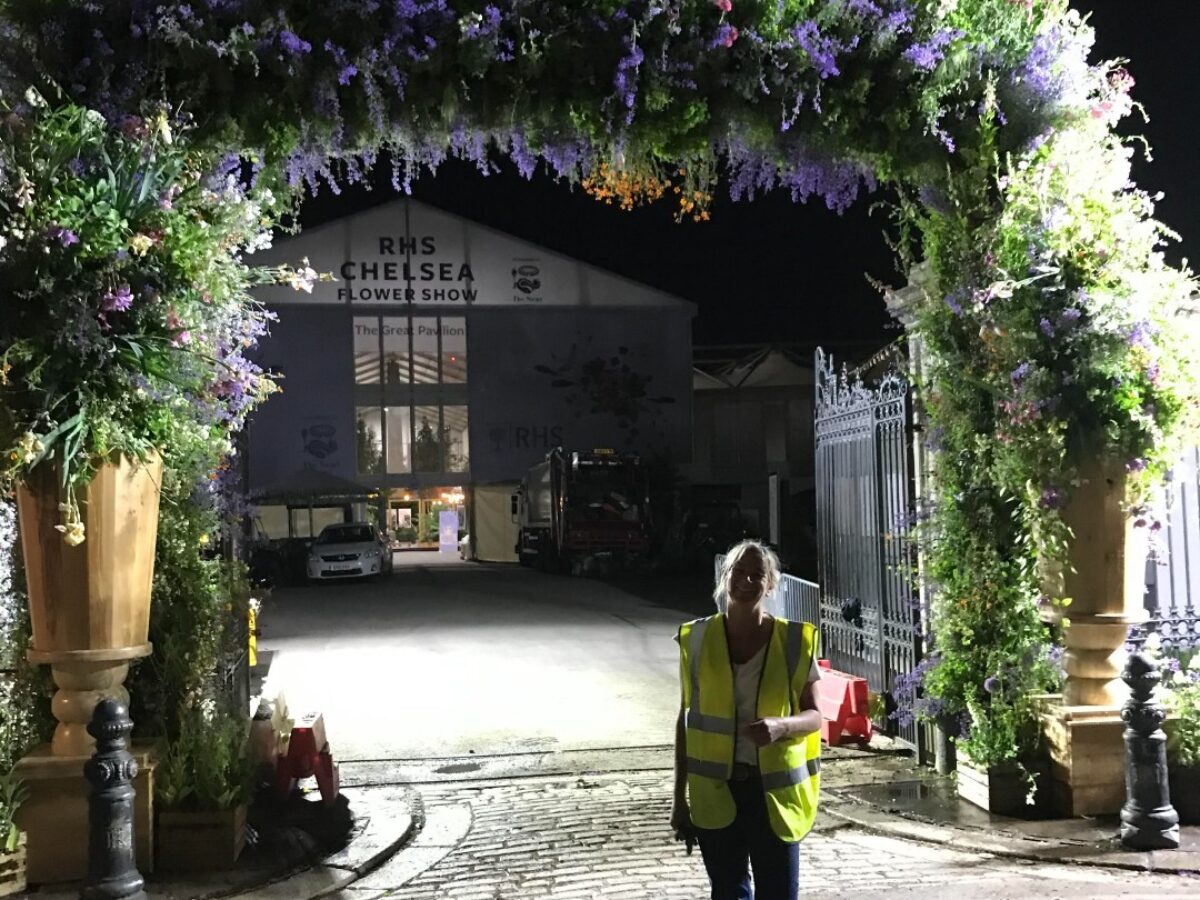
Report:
306,522,394,581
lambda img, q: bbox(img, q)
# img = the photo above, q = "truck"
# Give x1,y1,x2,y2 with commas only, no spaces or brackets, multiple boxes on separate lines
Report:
515,447,651,572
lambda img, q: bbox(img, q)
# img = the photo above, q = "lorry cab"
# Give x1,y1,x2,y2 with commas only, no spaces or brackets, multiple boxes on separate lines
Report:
514,447,650,572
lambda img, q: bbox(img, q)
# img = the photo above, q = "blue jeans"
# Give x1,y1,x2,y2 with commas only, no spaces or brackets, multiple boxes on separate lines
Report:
695,768,800,900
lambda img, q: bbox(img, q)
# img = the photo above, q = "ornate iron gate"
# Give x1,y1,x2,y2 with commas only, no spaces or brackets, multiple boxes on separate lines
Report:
814,348,924,749
1137,445,1200,650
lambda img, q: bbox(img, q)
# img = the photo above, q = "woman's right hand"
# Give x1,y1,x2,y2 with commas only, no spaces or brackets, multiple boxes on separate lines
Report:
670,799,696,854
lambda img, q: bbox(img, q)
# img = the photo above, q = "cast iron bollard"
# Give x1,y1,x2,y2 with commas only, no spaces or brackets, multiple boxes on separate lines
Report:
81,699,147,900
1119,651,1180,850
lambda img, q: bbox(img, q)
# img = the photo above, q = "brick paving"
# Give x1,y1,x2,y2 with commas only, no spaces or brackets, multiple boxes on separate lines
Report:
337,771,1198,899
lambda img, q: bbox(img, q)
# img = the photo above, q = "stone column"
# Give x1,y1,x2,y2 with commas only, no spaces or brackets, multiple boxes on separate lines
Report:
1042,463,1149,816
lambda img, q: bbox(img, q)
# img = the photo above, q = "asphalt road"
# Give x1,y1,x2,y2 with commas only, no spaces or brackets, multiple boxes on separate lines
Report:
258,551,702,761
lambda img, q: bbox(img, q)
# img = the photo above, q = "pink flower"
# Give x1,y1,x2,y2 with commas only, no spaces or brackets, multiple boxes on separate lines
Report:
713,0,732,11
172,330,192,347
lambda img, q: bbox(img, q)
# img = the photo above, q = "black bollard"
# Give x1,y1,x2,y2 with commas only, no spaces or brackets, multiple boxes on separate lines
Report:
1119,651,1180,850
81,699,147,900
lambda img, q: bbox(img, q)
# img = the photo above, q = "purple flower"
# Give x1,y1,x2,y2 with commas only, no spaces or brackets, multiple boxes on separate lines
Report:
1128,321,1155,348
1039,317,1055,338
338,64,358,85
48,225,80,247
101,283,133,312
279,29,311,55
903,28,963,72
710,23,739,50
1040,486,1066,510
793,21,842,79
1126,458,1148,473
944,288,967,317
1011,361,1032,385
983,675,1000,694
1060,307,1082,326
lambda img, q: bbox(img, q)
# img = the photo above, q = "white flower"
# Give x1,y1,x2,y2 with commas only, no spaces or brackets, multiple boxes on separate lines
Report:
54,519,86,547
285,257,318,293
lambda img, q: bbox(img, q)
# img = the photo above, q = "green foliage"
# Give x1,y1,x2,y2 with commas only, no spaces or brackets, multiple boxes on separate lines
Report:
127,458,256,811
0,768,28,851
1161,648,1200,769
157,705,254,812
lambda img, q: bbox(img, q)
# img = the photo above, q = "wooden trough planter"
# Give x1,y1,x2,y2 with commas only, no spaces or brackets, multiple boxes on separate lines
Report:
0,834,28,898
956,757,1053,818
156,804,248,873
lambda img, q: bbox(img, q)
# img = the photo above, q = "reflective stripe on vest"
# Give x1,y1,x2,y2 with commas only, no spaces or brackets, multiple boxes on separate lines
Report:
760,756,821,791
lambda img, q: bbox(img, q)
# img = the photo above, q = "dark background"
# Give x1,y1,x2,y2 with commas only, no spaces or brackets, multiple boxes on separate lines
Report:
300,2,1199,350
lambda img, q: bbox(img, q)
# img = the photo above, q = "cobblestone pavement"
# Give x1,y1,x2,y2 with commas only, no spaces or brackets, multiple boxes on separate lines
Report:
331,771,1199,900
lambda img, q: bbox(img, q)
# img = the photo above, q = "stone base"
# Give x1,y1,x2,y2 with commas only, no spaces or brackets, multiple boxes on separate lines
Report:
13,742,156,885
1041,702,1125,817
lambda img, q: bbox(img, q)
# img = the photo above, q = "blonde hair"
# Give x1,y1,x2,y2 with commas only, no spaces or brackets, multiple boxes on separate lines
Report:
713,539,781,607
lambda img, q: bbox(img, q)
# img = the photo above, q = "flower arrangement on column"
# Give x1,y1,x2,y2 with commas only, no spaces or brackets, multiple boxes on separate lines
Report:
0,0,1195,817
0,88,313,762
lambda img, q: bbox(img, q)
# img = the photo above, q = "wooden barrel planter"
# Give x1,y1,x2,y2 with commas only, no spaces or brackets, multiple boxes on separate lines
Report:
15,453,163,756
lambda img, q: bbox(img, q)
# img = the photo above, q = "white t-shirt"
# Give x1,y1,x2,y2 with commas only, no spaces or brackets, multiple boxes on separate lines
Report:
733,645,821,765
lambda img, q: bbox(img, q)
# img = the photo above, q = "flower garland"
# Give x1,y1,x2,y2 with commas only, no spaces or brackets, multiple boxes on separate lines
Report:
1,0,1197,766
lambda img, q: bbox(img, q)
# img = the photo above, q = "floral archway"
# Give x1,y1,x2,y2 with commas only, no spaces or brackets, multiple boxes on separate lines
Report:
0,0,1196,776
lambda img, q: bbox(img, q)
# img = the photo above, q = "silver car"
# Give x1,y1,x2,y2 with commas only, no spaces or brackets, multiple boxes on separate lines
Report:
306,523,394,581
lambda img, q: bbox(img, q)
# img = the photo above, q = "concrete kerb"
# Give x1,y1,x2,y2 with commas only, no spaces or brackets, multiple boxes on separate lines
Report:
821,797,1200,877
235,788,422,900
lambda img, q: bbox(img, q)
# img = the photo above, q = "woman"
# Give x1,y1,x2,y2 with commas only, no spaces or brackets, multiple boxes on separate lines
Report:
671,539,823,900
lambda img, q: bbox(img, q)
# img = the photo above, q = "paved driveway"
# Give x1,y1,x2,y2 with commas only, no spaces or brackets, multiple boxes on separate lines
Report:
259,552,701,760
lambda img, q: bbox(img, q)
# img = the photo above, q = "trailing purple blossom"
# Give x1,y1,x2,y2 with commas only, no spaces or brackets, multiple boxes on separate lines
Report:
903,27,963,71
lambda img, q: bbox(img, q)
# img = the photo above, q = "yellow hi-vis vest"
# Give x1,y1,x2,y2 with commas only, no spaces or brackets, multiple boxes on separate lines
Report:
678,614,821,842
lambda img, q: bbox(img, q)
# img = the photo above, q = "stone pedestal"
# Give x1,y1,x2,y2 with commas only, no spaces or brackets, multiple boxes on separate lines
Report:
12,744,156,885
1038,465,1148,815
1041,702,1126,816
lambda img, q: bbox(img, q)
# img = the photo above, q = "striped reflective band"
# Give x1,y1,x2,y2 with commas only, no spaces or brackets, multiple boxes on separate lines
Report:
760,757,821,791
685,708,735,736
687,617,709,718
686,757,729,780
785,621,804,686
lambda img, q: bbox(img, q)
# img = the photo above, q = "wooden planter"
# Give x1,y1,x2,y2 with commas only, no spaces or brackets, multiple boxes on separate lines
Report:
957,758,1052,818
0,834,27,898
1169,763,1199,826
157,804,247,873
15,452,163,756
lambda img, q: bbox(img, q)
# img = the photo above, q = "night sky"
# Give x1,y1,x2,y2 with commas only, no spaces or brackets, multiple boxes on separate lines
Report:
300,2,1199,350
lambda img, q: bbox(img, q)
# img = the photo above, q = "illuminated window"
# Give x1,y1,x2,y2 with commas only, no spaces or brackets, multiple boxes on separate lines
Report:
412,319,439,384
353,317,380,384
444,405,470,473
412,405,443,472
441,317,467,384
385,406,412,474
382,318,411,385
355,407,384,475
